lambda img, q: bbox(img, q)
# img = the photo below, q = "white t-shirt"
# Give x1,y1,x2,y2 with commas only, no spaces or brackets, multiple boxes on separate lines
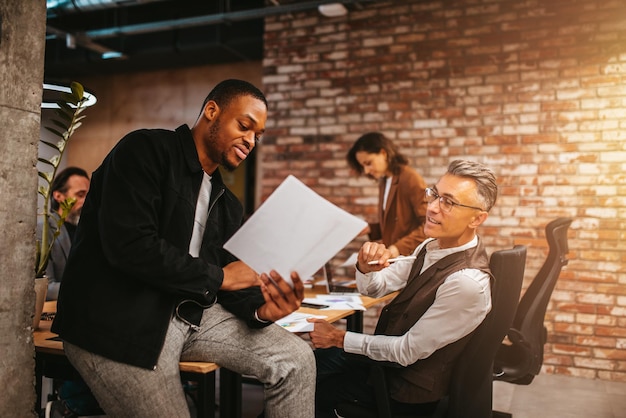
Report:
188,172,212,257
382,176,392,213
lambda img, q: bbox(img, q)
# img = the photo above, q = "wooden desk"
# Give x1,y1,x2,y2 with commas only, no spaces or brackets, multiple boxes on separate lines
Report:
301,283,398,332
34,303,219,418
219,285,398,418
34,289,397,418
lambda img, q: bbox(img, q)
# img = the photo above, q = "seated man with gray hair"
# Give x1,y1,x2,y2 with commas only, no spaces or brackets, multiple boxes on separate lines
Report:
310,159,498,418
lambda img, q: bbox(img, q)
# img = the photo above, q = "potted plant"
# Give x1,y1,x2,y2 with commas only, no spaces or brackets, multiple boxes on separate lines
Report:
33,81,89,327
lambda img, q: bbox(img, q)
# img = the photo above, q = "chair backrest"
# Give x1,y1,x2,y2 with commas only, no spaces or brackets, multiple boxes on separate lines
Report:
511,217,572,375
444,245,527,418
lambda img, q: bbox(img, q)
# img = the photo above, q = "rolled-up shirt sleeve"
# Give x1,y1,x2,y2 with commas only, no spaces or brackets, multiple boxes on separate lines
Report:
344,268,491,367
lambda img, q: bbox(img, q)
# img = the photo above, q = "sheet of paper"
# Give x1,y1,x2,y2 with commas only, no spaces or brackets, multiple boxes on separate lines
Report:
224,175,367,286
340,252,359,267
311,295,366,311
276,312,326,333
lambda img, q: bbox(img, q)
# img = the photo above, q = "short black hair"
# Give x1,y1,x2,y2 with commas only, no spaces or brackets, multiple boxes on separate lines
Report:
199,79,267,117
50,166,89,211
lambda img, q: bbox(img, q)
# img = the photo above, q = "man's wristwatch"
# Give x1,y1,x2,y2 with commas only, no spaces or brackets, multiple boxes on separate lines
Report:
254,309,270,324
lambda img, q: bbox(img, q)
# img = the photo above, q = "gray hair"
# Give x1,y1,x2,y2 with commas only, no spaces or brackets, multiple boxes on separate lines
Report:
447,160,498,212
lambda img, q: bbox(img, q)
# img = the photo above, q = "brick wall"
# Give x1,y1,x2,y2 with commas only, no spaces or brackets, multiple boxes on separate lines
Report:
261,0,626,381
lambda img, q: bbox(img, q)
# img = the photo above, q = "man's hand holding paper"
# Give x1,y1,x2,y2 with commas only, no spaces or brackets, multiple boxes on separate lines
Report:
257,270,305,322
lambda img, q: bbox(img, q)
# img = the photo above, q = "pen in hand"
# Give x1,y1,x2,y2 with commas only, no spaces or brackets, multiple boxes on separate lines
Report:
367,255,417,265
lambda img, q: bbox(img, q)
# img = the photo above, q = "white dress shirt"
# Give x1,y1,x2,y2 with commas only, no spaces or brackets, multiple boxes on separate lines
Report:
343,236,492,367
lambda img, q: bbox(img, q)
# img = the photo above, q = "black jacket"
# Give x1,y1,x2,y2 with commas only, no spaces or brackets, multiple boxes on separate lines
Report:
52,125,265,369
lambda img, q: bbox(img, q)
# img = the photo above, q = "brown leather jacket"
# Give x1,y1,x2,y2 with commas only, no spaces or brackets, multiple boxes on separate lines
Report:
368,165,428,255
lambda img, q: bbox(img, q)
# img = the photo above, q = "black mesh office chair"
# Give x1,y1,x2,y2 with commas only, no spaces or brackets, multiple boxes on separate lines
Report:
335,245,528,418
493,217,573,386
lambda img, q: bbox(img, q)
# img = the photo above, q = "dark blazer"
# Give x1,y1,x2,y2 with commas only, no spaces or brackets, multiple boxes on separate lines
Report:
369,165,428,255
43,214,71,300
52,125,265,369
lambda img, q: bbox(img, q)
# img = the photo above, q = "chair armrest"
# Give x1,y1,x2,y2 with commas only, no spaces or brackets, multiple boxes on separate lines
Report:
506,328,528,346
493,328,535,382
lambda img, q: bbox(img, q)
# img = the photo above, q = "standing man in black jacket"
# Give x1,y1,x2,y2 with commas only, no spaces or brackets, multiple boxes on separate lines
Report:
52,79,315,418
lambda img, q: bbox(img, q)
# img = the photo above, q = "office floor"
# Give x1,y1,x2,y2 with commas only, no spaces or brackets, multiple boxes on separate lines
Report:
62,370,625,417
216,372,626,418
492,373,626,418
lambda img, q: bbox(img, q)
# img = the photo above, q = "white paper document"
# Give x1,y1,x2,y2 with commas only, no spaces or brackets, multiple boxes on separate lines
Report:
309,295,366,311
276,312,326,333
340,252,359,267
224,175,367,286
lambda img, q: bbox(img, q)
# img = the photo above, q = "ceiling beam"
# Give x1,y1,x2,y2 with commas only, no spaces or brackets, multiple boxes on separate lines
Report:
63,0,378,40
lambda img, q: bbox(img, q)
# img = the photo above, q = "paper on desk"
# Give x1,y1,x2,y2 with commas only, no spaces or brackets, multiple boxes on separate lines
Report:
223,175,368,286
306,295,366,311
276,312,326,333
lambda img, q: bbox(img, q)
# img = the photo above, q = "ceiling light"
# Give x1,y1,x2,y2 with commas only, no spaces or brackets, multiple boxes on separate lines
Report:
318,3,348,17
101,51,124,60
65,33,76,49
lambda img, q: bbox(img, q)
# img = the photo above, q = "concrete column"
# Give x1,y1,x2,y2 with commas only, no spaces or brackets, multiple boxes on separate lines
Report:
0,0,47,416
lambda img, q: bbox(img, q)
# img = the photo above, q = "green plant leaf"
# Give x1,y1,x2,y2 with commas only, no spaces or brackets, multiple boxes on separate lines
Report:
51,119,70,130
60,92,79,105
48,155,60,167
40,139,61,151
36,81,91,277
38,171,53,183
60,197,77,214
37,157,55,167
44,126,66,139
54,107,73,121
57,100,74,111
71,81,84,99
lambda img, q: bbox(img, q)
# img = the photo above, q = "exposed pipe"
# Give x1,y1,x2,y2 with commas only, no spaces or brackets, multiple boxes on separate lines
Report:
46,0,170,18
47,24,128,59
50,0,377,40
45,0,376,61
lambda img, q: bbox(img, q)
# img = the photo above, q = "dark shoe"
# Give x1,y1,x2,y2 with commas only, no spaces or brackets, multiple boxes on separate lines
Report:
45,400,78,418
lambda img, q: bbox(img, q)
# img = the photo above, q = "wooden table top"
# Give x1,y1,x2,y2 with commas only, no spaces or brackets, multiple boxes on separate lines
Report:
33,318,60,355
34,285,397,373
298,282,397,323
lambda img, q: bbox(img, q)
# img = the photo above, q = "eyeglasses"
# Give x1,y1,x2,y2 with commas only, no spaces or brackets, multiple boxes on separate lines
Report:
424,187,485,213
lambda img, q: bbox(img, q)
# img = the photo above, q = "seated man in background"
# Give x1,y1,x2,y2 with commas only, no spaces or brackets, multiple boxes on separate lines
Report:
37,166,102,418
40,166,90,301
309,159,498,417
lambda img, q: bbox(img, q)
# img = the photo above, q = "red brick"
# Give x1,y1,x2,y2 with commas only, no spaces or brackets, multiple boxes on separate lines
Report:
261,0,626,383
